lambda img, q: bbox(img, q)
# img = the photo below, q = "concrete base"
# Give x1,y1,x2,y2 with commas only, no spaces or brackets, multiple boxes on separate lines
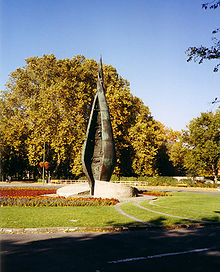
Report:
94,180,136,199
57,183,90,197
57,181,137,199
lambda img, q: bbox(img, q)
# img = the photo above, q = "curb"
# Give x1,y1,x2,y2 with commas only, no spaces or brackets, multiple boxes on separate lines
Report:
0,226,144,234
1,223,220,234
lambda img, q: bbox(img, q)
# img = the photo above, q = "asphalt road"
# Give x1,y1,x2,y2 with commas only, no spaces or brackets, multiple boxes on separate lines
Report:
1,227,220,272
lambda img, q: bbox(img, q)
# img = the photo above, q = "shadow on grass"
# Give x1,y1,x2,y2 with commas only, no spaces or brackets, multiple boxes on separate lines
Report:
1,225,220,272
106,214,220,230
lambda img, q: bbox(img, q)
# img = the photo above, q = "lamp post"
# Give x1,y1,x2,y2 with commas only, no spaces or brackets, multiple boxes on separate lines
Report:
42,136,46,185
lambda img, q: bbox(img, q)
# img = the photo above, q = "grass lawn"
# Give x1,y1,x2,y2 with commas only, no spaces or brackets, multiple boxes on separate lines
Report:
0,206,134,228
140,192,220,222
120,192,220,227
120,202,190,226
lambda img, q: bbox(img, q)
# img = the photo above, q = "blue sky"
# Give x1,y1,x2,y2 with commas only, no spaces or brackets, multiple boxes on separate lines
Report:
1,0,219,131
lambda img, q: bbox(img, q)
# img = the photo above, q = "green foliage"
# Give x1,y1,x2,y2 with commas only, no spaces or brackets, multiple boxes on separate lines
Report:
111,175,218,188
168,140,187,174
178,179,218,188
182,110,220,182
138,176,178,186
168,109,220,182
111,176,178,186
155,128,185,176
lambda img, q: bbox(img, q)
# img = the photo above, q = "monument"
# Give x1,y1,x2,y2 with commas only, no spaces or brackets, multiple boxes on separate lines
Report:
58,58,136,199
81,57,116,195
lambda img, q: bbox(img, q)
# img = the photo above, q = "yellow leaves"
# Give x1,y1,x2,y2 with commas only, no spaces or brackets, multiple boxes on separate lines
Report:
1,54,174,178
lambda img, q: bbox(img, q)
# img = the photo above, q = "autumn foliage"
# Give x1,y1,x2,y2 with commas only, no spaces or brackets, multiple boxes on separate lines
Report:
1,54,172,179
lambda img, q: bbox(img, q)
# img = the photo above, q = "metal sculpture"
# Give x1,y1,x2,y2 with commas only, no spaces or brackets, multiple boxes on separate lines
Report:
81,57,116,195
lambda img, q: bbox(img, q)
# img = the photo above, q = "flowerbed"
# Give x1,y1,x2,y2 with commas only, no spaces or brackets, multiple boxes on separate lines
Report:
0,187,119,207
0,187,57,197
0,196,119,207
139,190,173,197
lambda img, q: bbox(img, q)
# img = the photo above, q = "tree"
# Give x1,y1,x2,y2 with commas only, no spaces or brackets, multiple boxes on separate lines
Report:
186,1,220,72
180,110,220,182
202,1,220,9
1,55,96,179
128,105,166,176
168,138,187,176
0,54,165,179
157,128,185,176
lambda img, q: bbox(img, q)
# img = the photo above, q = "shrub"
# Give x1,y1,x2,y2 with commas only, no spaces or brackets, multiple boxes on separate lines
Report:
110,175,138,181
138,190,173,197
137,176,178,186
178,179,218,188
110,175,120,181
111,176,219,188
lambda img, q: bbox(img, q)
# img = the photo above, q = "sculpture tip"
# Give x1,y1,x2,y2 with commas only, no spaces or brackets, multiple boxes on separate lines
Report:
98,56,104,80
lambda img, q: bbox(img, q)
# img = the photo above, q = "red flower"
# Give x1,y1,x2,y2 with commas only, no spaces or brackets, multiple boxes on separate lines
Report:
39,161,44,168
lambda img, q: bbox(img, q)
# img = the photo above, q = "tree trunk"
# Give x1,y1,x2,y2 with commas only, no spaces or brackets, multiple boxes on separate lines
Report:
212,163,218,184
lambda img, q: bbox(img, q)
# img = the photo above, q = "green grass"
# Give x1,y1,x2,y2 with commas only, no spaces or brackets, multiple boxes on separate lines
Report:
120,192,220,227
120,202,192,226
0,206,134,228
140,192,220,222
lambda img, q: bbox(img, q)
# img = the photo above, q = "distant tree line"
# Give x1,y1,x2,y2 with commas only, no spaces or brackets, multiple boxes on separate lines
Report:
0,55,219,182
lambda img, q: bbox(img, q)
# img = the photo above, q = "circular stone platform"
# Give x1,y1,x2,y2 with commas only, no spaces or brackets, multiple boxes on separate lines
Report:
57,183,90,197
94,180,136,199
57,181,137,199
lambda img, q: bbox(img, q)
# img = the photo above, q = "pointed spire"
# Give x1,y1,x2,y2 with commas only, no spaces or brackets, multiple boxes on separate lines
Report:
98,56,104,84
81,56,116,195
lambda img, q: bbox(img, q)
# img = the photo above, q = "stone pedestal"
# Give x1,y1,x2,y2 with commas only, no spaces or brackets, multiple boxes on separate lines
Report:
57,183,90,197
57,181,137,200
94,180,136,199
